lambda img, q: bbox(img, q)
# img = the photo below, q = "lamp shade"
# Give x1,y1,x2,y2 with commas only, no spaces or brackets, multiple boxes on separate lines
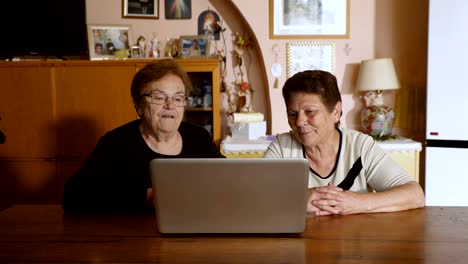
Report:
356,58,400,91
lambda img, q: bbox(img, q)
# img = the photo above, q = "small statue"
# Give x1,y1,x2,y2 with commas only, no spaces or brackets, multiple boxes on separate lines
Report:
150,32,160,58
137,36,146,58
171,40,179,58
164,38,174,57
237,82,252,112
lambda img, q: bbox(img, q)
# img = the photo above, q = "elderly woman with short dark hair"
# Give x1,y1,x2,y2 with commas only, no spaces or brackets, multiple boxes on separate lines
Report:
264,70,425,216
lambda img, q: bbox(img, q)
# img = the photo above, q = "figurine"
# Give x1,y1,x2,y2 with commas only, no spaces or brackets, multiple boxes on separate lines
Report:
137,36,146,58
237,82,252,112
171,40,178,58
150,32,160,57
164,38,173,57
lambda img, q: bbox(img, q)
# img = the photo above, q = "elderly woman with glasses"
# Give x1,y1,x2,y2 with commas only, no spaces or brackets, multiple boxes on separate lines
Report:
63,59,224,214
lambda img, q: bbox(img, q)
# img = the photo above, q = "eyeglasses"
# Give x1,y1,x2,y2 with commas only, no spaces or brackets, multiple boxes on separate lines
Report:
141,92,186,107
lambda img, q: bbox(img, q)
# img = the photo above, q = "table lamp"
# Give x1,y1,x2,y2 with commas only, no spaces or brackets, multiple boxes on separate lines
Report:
356,58,400,139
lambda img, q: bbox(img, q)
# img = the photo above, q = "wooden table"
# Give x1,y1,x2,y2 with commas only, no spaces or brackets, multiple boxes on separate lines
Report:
0,205,467,263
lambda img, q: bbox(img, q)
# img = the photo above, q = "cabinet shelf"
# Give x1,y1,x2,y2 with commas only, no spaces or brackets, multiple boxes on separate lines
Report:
0,58,221,210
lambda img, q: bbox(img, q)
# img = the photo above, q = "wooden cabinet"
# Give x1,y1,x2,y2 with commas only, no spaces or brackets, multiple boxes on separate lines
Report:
0,59,220,210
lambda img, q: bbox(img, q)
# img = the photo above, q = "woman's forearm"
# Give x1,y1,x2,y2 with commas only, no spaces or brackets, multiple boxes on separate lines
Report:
364,181,425,213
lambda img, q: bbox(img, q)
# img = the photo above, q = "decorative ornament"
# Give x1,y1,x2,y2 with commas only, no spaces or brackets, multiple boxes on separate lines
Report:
137,35,146,58
271,44,282,88
344,43,352,56
150,32,160,57
198,8,221,40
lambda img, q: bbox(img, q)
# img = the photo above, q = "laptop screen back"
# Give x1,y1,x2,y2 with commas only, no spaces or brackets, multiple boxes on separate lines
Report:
150,158,309,234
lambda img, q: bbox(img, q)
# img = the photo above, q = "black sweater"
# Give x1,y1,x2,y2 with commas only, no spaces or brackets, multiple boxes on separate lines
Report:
62,120,224,214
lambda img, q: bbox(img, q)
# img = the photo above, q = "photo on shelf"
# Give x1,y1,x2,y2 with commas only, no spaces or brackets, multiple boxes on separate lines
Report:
122,0,159,19
87,24,132,60
179,35,209,58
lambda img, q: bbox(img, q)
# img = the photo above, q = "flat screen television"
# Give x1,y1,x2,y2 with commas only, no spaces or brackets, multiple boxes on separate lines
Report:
1,0,89,60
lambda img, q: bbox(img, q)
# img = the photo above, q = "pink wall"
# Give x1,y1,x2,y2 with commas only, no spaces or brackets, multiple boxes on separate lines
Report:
232,0,376,134
86,0,428,140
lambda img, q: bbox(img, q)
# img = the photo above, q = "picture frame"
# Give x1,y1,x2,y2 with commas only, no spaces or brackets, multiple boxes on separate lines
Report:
286,42,335,78
270,0,349,39
130,46,142,58
87,24,133,60
122,0,159,19
179,35,209,58
165,0,192,19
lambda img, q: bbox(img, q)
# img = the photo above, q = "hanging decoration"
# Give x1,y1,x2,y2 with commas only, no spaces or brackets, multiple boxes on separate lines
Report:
270,44,282,88
198,8,221,40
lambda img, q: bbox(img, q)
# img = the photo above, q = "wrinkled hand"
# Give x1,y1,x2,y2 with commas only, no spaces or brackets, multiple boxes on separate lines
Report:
307,184,365,216
307,184,343,215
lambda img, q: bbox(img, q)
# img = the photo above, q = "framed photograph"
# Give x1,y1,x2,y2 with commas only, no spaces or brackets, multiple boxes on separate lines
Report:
87,24,133,60
123,0,159,19
165,0,191,19
286,42,335,78
179,35,209,58
270,0,349,39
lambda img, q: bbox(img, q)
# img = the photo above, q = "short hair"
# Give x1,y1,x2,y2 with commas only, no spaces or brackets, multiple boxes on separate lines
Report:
130,59,192,108
282,70,342,127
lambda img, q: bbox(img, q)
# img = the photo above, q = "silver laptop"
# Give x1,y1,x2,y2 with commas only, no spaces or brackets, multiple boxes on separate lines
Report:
150,158,309,234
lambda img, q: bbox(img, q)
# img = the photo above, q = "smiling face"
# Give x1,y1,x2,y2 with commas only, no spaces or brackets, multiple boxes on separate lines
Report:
287,92,341,148
282,70,343,147
138,74,186,134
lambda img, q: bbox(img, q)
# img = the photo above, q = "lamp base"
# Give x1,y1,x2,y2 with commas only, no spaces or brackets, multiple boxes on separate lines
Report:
361,104,395,139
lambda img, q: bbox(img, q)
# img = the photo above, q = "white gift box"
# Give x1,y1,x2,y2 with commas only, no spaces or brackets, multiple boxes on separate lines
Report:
231,121,266,140
231,112,264,123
